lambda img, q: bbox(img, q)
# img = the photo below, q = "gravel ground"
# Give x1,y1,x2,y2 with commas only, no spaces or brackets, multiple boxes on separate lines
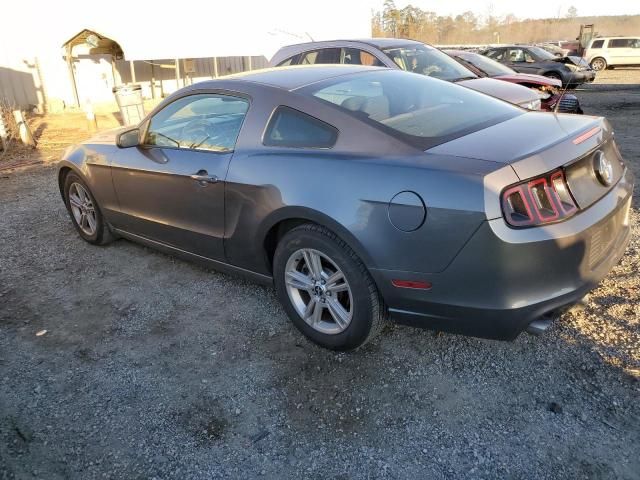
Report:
1,71,639,480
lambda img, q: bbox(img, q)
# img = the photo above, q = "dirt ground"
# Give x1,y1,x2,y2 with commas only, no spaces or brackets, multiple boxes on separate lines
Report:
1,70,639,479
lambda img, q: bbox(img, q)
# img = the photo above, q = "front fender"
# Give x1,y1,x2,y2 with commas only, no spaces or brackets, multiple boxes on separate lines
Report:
56,144,120,219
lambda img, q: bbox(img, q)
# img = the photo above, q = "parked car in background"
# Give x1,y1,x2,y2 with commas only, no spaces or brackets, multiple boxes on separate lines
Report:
481,45,596,87
270,39,544,110
537,41,580,56
58,65,634,350
446,49,583,114
536,43,567,57
584,37,640,71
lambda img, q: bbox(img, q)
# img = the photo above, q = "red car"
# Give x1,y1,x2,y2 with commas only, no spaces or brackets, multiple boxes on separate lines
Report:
445,49,583,114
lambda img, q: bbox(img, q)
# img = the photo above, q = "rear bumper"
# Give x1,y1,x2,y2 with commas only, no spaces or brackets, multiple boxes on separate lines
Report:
370,168,634,340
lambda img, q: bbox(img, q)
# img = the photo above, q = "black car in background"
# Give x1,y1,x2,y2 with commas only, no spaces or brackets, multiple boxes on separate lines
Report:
481,45,596,87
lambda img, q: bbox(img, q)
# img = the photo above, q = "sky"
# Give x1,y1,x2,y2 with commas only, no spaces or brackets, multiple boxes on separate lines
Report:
1,0,639,59
370,0,640,19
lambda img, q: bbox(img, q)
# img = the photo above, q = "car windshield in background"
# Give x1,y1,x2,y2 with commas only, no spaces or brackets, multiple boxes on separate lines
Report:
305,70,522,149
528,46,557,60
382,44,477,82
456,52,516,76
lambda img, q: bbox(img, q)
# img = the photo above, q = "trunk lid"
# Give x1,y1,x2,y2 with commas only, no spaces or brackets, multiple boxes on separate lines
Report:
428,112,625,209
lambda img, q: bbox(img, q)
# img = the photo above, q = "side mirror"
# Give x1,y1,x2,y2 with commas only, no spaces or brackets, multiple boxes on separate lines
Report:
116,127,140,148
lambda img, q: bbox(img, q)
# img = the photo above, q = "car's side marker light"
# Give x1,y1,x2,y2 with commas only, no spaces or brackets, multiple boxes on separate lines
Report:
572,126,601,145
392,280,432,290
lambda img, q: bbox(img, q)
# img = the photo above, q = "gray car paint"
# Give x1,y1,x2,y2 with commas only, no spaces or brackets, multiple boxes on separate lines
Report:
268,39,541,107
58,66,634,340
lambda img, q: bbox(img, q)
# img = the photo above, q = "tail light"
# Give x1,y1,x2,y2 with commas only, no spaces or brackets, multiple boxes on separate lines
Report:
501,169,578,227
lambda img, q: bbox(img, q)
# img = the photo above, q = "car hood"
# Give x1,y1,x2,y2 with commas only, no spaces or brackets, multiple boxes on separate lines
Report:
427,112,607,176
494,73,561,88
81,127,127,145
458,77,539,106
555,55,591,68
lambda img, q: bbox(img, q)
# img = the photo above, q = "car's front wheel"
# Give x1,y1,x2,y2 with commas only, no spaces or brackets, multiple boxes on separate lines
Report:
63,172,114,245
590,57,607,71
544,71,563,83
273,224,386,350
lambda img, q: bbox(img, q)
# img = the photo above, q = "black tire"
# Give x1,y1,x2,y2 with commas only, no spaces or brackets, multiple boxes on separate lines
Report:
273,224,386,350
590,57,607,71
63,172,115,245
544,72,563,83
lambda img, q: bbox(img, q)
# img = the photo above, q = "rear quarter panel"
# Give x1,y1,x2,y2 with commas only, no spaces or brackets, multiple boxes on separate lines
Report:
224,149,497,276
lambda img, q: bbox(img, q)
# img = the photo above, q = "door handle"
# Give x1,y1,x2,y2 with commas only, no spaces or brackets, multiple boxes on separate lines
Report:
190,170,218,185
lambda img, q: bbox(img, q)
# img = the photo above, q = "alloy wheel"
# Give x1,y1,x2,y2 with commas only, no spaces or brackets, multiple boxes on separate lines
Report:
284,248,353,335
68,182,97,236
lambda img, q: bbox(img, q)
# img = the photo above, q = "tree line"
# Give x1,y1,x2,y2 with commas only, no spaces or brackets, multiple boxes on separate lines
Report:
372,1,640,45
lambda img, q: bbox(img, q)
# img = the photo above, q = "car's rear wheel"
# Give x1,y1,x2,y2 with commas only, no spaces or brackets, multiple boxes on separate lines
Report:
273,224,386,350
590,57,607,71
63,172,114,245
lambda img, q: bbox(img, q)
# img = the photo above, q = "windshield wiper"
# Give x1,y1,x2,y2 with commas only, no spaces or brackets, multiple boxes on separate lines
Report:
452,76,478,82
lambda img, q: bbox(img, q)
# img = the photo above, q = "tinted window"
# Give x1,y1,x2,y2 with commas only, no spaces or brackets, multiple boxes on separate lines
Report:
299,48,341,65
609,38,640,48
146,94,248,152
591,39,605,49
382,44,476,81
507,48,536,63
342,48,384,66
307,70,521,149
485,49,507,61
264,106,338,148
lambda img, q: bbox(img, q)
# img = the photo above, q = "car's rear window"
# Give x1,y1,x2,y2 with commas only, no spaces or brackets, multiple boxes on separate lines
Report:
264,106,338,148
303,70,522,150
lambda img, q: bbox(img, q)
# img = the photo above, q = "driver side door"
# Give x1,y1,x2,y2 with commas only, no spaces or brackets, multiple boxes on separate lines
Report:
110,92,249,261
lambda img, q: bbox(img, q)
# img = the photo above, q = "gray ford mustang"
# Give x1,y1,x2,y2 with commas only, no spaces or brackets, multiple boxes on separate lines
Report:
58,65,634,350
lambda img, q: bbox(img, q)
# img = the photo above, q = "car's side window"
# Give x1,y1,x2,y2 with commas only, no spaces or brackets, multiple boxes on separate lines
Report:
278,55,298,66
299,48,341,65
507,48,532,63
145,94,249,152
263,106,338,148
609,39,635,48
341,48,384,66
591,39,605,49
485,49,506,61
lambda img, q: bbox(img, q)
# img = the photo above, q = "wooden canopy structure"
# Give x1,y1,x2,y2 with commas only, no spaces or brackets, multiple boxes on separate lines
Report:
62,29,124,107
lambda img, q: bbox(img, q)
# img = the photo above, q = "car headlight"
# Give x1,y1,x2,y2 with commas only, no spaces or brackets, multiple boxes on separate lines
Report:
519,99,542,110
564,63,578,72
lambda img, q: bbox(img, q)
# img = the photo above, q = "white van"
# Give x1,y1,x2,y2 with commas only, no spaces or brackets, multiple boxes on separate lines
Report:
584,37,640,70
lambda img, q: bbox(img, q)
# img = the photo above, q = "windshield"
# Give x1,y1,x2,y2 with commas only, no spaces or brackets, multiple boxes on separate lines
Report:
305,70,521,150
528,46,557,60
454,52,515,77
382,44,477,82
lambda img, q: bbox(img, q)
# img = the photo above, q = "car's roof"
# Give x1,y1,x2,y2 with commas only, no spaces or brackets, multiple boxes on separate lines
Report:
281,38,424,50
444,49,475,55
268,38,429,66
190,65,384,92
593,36,639,39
